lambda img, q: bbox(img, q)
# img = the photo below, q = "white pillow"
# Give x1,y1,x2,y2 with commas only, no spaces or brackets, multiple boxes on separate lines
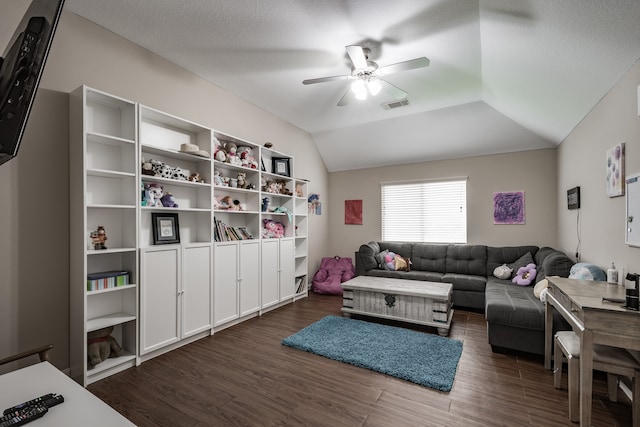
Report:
534,278,549,299
493,264,513,280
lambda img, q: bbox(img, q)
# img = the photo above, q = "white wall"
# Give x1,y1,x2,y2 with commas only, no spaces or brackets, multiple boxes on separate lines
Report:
557,62,640,283
0,5,329,371
328,149,558,259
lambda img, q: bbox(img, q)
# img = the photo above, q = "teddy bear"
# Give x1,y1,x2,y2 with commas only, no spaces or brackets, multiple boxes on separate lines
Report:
188,172,204,183
87,326,124,366
238,146,259,169
161,193,179,208
237,172,247,189
145,182,164,207
224,142,243,166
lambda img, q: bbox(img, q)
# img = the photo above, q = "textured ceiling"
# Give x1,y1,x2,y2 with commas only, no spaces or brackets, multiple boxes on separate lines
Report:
65,0,640,171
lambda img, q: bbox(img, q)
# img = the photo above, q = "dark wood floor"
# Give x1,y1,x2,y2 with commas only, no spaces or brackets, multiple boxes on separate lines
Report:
88,293,633,426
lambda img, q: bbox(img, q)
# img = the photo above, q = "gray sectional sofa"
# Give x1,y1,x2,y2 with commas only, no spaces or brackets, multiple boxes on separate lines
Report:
354,242,575,355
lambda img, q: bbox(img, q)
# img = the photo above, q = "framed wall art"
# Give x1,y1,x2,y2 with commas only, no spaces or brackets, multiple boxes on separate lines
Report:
151,212,180,244
493,191,525,225
272,157,290,177
606,142,625,198
345,199,363,225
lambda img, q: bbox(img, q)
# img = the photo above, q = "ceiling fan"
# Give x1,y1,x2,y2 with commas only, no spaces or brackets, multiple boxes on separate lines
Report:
302,45,430,106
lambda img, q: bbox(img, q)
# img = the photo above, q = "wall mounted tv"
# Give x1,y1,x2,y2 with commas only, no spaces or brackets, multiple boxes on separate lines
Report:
0,0,65,166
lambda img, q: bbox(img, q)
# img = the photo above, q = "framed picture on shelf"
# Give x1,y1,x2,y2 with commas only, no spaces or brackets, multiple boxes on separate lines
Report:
151,212,180,245
272,157,290,177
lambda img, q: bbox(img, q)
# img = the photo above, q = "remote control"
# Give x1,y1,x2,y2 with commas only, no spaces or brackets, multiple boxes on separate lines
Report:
0,404,47,427
3,394,63,416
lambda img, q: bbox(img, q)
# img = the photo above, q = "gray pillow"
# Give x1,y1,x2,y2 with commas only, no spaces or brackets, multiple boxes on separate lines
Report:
374,250,389,269
508,252,534,279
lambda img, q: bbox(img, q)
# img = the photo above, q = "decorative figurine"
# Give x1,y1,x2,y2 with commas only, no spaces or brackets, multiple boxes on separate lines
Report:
90,225,108,250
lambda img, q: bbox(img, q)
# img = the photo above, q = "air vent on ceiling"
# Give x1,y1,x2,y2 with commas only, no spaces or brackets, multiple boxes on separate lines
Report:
382,99,409,110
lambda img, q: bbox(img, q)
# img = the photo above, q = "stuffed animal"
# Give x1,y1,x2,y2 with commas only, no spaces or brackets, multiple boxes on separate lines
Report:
261,219,284,238
238,146,259,169
224,142,243,166
295,183,303,198
141,158,156,176
493,264,513,280
161,193,179,208
145,183,164,207
89,226,108,250
237,172,247,189
512,263,537,286
188,172,205,183
87,326,124,366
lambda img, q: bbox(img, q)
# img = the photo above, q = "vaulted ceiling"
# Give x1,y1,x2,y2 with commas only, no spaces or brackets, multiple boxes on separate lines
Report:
65,0,640,171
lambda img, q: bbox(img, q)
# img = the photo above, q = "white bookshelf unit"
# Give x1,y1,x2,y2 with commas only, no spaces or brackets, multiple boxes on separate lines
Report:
70,85,309,383
69,86,139,386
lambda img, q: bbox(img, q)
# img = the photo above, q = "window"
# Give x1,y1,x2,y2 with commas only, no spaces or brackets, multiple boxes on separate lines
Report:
381,178,467,243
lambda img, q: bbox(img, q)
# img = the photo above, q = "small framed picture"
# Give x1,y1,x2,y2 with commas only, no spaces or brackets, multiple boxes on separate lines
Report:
272,157,290,177
151,213,180,245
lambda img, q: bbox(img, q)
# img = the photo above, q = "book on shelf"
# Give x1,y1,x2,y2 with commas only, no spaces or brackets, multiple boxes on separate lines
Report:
295,275,307,293
87,271,129,291
214,218,254,242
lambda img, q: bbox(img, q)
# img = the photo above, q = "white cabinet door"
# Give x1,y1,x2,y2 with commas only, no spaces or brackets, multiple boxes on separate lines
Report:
140,246,180,355
214,242,239,326
261,239,280,309
239,240,260,316
182,243,213,338
279,238,296,301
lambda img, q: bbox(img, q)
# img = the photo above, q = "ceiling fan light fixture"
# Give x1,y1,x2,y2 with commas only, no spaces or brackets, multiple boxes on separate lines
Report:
351,79,368,100
366,79,382,96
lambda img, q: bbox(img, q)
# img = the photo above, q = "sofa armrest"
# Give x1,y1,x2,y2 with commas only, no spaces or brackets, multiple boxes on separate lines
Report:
536,248,575,282
355,242,381,275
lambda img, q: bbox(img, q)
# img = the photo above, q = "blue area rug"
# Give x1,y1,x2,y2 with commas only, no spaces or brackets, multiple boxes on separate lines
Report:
282,315,463,392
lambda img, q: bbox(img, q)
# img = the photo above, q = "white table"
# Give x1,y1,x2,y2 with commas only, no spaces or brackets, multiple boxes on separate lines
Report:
341,275,453,336
0,362,135,426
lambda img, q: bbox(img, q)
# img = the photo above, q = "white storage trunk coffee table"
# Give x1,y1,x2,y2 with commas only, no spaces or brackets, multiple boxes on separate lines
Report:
341,276,453,336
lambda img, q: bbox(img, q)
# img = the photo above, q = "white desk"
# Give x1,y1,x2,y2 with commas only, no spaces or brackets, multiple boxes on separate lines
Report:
0,362,135,426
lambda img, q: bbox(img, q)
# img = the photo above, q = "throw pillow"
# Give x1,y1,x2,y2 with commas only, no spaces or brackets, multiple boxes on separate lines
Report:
569,263,606,281
534,278,549,299
512,263,537,286
394,255,411,272
493,264,513,280
374,250,389,269
508,252,534,279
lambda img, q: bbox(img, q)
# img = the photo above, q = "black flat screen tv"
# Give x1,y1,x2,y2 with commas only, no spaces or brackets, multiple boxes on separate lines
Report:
0,0,65,166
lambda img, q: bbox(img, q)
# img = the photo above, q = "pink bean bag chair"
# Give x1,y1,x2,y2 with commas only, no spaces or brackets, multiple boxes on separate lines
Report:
312,256,356,295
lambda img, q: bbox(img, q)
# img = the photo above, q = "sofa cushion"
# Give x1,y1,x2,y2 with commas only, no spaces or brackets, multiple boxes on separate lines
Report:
485,279,544,330
410,244,447,273
487,246,539,274
402,270,444,282
441,273,487,293
446,245,487,276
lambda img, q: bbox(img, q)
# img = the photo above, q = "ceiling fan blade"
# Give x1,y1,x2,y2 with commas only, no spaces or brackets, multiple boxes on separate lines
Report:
377,57,430,76
337,88,354,107
346,45,368,70
303,75,353,85
378,79,408,100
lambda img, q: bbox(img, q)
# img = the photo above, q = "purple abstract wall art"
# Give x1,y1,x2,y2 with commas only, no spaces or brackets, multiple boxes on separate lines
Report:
493,191,525,225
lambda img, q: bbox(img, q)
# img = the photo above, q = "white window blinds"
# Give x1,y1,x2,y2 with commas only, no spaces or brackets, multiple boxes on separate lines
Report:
381,178,467,243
